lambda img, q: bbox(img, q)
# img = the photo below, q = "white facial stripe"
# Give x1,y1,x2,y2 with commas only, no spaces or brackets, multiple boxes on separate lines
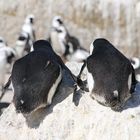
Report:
47,67,62,105
52,16,63,28
25,15,35,24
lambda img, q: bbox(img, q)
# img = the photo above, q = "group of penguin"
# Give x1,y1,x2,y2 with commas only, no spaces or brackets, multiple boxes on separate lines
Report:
0,15,35,93
0,14,90,95
0,14,140,114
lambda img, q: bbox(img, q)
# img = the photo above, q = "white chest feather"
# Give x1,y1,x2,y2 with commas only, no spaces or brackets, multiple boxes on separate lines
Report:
51,31,65,55
47,68,62,105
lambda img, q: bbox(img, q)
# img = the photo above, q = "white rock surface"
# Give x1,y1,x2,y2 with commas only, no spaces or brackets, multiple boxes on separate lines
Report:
0,62,140,140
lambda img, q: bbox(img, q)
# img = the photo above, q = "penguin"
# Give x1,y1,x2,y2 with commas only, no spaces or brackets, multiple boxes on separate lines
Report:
0,37,16,70
0,47,16,98
49,16,89,62
130,57,140,82
0,37,8,48
15,31,32,59
22,14,36,43
2,40,81,114
77,38,137,111
48,16,66,57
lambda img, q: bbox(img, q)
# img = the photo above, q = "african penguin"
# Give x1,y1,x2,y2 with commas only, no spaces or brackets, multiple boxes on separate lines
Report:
0,47,16,98
3,40,80,114
130,57,140,82
48,16,66,57
49,16,89,62
22,14,36,43
77,38,137,111
0,37,7,48
15,32,32,59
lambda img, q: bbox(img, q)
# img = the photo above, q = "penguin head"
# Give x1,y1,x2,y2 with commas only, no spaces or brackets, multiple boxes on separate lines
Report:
90,38,111,54
52,16,64,29
0,37,5,43
0,37,7,48
130,57,140,69
25,14,35,24
93,38,110,47
18,32,29,41
33,40,53,51
0,47,16,64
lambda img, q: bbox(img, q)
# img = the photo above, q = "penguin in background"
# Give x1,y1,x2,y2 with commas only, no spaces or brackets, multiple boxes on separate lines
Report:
22,14,36,43
14,14,35,59
48,16,66,58
48,16,89,62
130,57,140,82
0,36,16,61
0,37,8,48
15,31,32,59
0,46,16,97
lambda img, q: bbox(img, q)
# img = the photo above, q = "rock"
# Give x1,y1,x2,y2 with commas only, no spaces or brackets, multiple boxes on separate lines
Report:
0,62,140,140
